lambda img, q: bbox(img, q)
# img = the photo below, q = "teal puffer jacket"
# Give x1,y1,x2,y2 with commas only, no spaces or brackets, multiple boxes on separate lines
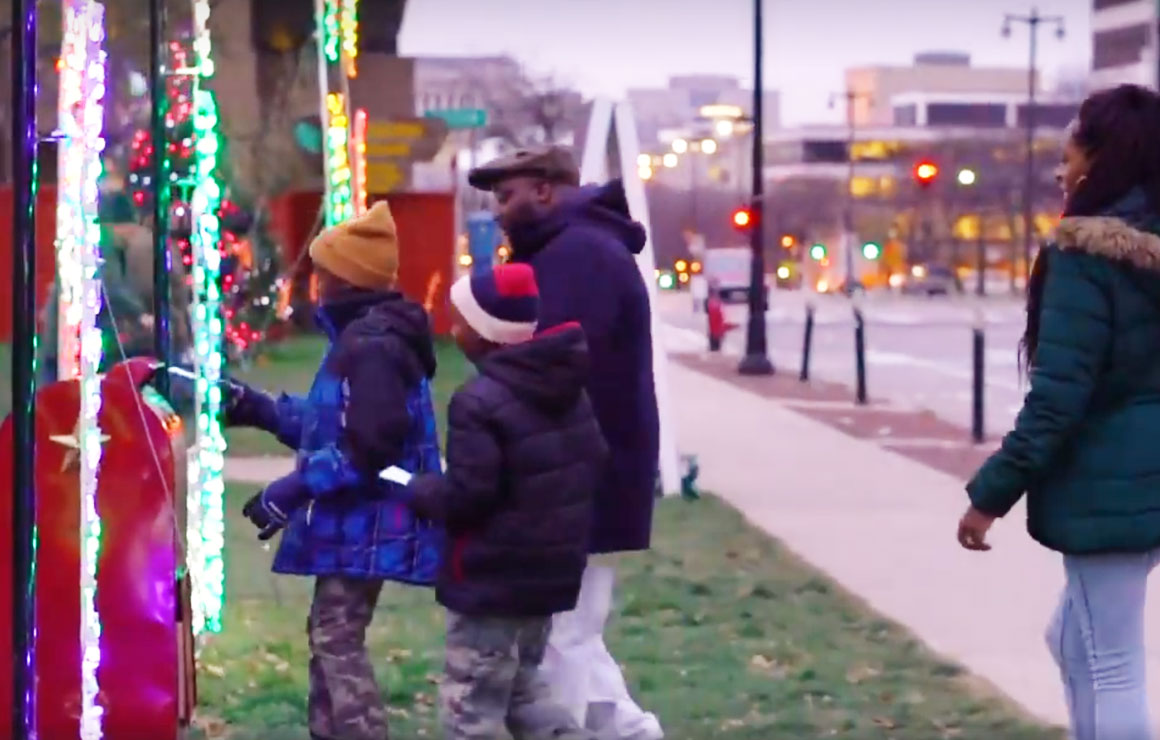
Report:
968,193,1160,554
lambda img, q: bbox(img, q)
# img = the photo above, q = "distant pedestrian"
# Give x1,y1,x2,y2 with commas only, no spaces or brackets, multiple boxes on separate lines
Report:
178,201,444,740
705,279,736,352
958,84,1160,740
398,264,606,740
469,146,664,740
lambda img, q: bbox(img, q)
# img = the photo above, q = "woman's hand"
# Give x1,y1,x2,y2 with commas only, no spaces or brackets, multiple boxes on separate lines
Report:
957,506,996,551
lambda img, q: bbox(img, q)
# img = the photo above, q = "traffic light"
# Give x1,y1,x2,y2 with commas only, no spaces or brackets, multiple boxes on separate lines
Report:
809,243,827,261
675,259,689,273
780,234,795,249
731,207,753,230
862,242,882,260
914,160,939,188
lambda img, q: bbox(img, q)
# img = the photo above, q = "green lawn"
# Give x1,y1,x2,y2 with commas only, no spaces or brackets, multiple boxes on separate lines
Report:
194,490,1061,740
225,334,470,456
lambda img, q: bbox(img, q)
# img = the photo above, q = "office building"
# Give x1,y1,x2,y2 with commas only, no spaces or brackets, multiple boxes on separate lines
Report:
846,52,1034,127
1090,0,1159,89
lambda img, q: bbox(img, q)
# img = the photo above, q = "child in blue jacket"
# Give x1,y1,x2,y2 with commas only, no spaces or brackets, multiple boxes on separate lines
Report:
219,201,442,740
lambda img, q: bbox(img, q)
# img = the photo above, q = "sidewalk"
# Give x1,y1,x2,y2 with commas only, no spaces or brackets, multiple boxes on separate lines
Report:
666,345,1160,729
225,455,294,483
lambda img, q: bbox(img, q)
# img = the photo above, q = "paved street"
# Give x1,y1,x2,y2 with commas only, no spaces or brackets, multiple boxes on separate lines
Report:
659,289,1028,440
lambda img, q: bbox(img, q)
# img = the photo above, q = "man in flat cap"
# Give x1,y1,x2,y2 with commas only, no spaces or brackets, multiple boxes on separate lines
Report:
469,145,663,740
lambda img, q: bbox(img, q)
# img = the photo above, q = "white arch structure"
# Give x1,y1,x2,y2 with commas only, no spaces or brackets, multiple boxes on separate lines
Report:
580,98,680,495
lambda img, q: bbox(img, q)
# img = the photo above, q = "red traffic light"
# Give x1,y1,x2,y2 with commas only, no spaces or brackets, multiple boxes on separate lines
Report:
731,208,753,230
914,161,939,185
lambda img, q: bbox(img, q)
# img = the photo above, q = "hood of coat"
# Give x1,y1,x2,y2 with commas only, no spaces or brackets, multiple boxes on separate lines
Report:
478,324,590,414
1055,216,1160,275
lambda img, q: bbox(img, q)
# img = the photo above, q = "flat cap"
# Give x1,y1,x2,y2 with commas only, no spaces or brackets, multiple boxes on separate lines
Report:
467,145,581,190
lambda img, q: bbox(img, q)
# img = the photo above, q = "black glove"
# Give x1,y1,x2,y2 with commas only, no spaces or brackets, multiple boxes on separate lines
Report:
162,366,274,428
161,365,199,416
223,378,280,430
242,473,310,540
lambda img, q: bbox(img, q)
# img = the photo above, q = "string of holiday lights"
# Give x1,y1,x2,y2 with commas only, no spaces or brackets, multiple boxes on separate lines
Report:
56,1,108,737
323,0,341,63
316,0,357,226
341,0,359,78
187,0,227,636
325,92,354,226
353,108,368,215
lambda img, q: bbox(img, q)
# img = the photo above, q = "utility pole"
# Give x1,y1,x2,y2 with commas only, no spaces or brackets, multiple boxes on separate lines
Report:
739,0,773,376
150,0,171,397
830,89,871,296
10,0,37,736
1002,7,1064,292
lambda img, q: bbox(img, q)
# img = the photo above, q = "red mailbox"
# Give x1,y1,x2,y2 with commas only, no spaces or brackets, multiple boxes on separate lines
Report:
0,358,196,739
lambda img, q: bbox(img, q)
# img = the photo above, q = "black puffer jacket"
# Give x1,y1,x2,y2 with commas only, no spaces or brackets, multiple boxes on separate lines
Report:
409,324,608,617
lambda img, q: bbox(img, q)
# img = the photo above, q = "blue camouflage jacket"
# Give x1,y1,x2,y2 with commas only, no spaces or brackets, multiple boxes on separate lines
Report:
267,292,443,583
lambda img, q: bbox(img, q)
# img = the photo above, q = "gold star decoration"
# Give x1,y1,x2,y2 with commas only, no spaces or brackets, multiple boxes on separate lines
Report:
49,414,111,473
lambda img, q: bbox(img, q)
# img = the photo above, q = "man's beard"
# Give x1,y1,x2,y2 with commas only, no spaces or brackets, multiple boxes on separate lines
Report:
502,202,544,254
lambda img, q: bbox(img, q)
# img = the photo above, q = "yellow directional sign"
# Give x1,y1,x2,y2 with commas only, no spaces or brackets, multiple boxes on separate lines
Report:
361,117,449,193
366,161,406,193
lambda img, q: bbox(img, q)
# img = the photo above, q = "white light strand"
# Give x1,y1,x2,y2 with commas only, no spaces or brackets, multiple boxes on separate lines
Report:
57,2,108,739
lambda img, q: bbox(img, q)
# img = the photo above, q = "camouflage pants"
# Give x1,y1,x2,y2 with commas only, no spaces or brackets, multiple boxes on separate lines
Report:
442,611,596,740
307,577,388,740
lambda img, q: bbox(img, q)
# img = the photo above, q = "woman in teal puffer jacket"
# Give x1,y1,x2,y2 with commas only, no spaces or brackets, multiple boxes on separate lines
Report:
958,84,1160,739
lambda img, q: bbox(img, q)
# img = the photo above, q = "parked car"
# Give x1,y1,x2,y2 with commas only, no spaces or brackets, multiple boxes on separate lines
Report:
900,265,957,296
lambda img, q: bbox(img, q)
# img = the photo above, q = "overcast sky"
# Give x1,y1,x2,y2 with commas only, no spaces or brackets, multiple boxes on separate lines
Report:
398,0,1092,125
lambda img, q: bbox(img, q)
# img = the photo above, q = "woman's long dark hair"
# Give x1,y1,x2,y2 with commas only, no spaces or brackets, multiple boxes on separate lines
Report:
1020,85,1160,372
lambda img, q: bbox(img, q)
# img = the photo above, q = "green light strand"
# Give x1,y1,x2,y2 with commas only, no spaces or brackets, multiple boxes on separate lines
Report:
323,0,341,63
188,0,227,636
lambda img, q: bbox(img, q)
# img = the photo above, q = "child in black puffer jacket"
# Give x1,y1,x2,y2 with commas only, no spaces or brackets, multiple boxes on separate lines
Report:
400,263,606,740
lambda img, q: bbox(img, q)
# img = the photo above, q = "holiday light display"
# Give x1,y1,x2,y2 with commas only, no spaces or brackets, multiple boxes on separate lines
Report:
316,0,358,226
187,0,227,636
128,42,191,212
55,1,108,736
353,108,368,215
325,92,354,225
341,0,359,78
127,37,284,357
323,0,341,63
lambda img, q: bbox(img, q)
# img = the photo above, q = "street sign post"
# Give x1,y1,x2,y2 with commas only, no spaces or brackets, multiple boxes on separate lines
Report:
424,108,487,130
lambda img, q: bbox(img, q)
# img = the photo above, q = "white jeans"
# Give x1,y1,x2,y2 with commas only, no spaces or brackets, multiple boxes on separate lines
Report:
540,562,662,737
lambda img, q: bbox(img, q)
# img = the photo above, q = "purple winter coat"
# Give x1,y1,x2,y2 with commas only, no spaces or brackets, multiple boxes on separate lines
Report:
507,179,660,554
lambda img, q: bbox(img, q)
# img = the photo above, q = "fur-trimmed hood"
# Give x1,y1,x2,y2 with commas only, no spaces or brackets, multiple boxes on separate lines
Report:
1056,216,1160,274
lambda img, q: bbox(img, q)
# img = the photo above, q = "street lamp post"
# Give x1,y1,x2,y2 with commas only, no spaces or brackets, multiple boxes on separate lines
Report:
953,166,986,296
830,89,872,296
1002,7,1064,292
739,0,773,375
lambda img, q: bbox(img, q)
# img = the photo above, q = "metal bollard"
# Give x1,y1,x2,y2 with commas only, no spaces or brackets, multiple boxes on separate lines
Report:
854,304,868,405
972,309,985,444
800,302,815,382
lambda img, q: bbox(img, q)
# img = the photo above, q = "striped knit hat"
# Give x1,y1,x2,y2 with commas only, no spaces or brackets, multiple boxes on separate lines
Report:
449,264,539,345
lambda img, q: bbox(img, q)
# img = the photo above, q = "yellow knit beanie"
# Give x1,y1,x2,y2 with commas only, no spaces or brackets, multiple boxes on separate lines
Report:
308,201,399,290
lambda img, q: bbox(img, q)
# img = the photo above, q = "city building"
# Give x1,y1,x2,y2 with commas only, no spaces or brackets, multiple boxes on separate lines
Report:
628,75,780,149
889,92,1075,129
845,52,1034,127
1090,0,1159,89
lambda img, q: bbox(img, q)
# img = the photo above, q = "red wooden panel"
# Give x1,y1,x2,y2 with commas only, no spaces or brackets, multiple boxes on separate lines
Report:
0,186,61,342
268,191,456,335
